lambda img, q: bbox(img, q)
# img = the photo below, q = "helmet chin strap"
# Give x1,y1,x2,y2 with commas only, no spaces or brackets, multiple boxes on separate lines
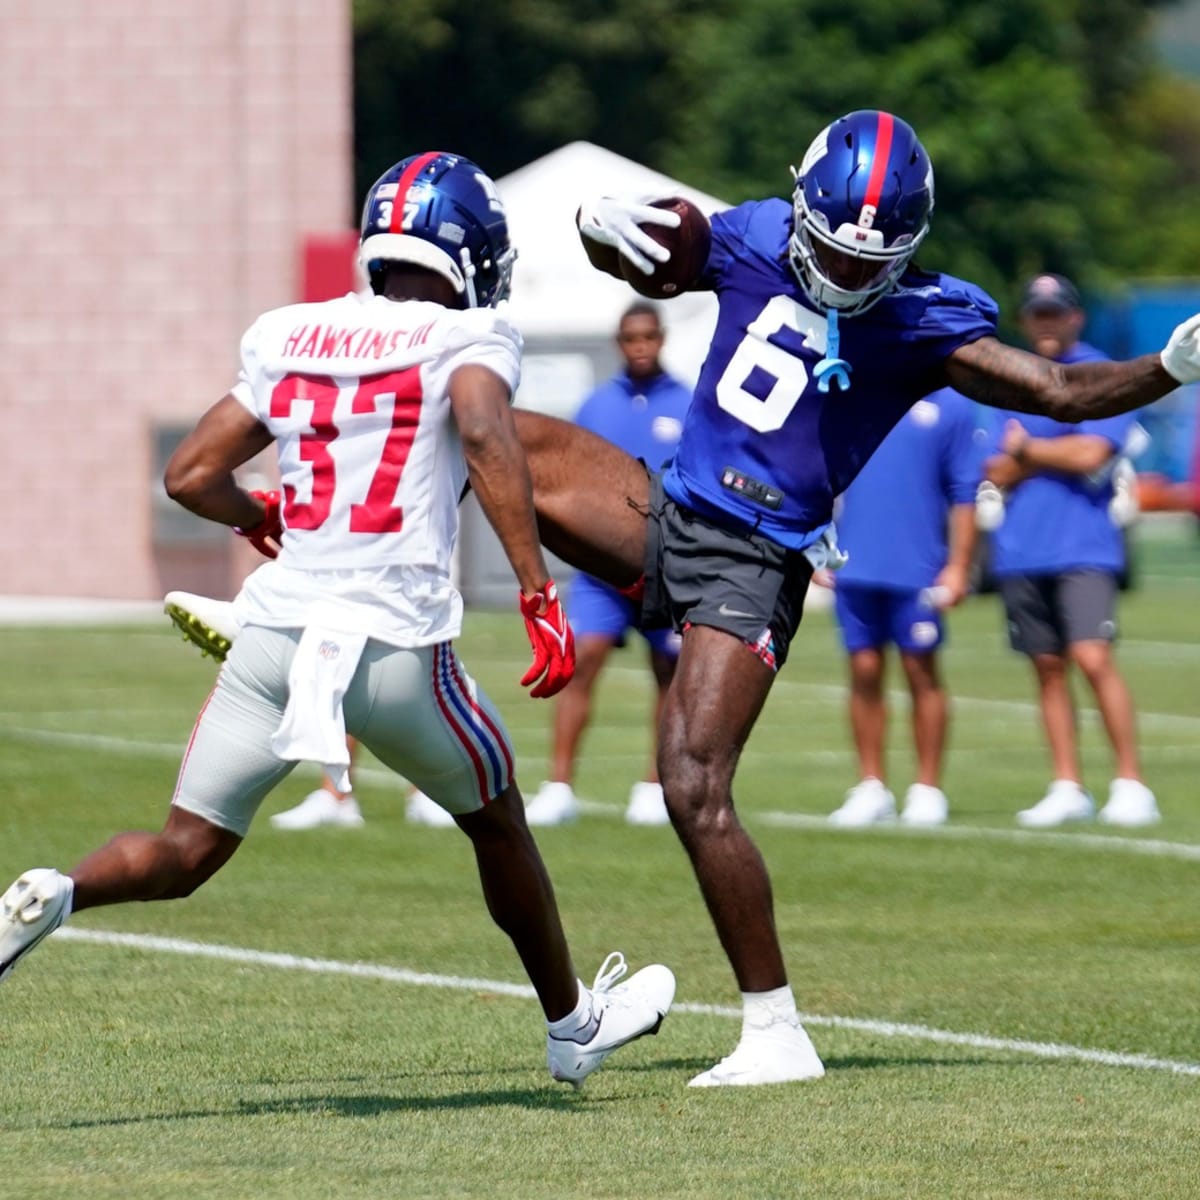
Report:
814,307,852,393
459,246,479,308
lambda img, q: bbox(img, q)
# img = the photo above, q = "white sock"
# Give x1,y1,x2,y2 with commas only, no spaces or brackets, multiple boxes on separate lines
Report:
741,984,798,1035
60,873,75,923
547,981,598,1043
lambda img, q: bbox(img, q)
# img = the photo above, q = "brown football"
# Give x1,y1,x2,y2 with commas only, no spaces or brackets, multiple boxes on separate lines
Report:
619,197,712,299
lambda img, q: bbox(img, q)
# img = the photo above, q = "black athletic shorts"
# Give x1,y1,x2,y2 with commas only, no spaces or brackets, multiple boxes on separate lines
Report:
999,569,1119,656
641,473,814,668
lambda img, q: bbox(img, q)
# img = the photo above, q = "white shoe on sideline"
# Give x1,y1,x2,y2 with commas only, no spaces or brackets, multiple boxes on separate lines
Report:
625,781,670,826
828,778,895,827
689,1016,825,1087
525,781,580,826
163,591,239,662
405,788,457,827
1099,778,1160,827
1016,781,1094,828
1,869,74,983
901,783,949,827
270,789,365,830
547,952,675,1087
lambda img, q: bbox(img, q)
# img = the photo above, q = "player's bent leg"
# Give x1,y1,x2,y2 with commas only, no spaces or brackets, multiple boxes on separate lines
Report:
70,806,243,909
514,410,649,590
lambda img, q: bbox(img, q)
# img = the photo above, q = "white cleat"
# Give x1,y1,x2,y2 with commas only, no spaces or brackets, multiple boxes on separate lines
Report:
547,952,675,1088
163,591,239,662
689,1017,825,1088
1,869,74,983
525,781,581,827
270,789,365,830
1098,778,1161,827
828,778,896,827
405,788,457,828
1016,781,1095,828
625,781,670,826
900,783,949,827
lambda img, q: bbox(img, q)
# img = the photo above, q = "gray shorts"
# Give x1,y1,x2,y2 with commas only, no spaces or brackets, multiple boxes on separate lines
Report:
999,570,1119,656
641,474,813,668
172,626,513,836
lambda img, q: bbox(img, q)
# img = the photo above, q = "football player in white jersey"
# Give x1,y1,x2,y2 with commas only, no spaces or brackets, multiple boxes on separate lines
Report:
0,152,674,1088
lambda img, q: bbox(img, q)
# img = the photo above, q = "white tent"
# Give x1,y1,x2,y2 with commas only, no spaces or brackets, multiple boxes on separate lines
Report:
496,141,730,412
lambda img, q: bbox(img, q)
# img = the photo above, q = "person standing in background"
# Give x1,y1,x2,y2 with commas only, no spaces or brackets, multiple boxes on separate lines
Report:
983,274,1160,828
824,388,983,828
524,302,691,828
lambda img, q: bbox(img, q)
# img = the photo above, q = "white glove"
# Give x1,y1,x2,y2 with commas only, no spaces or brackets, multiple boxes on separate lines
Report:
577,195,681,275
1160,313,1200,384
975,480,1006,532
802,524,849,571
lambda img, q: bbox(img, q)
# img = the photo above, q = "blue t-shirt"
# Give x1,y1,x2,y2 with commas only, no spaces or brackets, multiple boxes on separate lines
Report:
573,368,691,470
988,341,1135,577
661,198,998,550
836,388,985,590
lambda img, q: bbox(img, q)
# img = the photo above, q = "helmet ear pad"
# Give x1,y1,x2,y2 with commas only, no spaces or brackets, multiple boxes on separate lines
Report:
357,152,517,308
788,110,933,315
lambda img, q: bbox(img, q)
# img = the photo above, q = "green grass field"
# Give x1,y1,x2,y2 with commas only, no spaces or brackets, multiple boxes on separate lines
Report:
2,529,1199,1199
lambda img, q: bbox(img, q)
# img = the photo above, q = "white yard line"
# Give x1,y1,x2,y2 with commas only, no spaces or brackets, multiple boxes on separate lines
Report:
51,927,1200,1078
5,724,1200,860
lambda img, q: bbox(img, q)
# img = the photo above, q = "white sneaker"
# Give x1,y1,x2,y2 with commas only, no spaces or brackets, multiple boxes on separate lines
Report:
547,952,675,1087
828,778,896,827
525,781,580,826
689,1017,825,1087
270,789,365,830
405,788,457,827
1016,781,1095,828
1099,778,1161,827
163,591,239,662
625,781,670,826
1,869,74,983
900,783,948,827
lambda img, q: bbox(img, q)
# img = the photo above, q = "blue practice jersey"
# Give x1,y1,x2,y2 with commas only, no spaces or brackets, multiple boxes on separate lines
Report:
661,198,998,550
573,368,691,470
988,341,1135,577
836,388,985,590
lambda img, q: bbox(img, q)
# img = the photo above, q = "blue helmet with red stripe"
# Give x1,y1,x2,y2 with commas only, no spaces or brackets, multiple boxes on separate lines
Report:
789,110,934,315
358,152,517,308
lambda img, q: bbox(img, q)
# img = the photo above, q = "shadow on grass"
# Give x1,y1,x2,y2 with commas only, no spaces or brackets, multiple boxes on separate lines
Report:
53,1085,607,1129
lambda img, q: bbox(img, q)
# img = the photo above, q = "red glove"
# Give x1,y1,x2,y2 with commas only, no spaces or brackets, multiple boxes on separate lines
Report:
234,490,282,559
519,579,576,698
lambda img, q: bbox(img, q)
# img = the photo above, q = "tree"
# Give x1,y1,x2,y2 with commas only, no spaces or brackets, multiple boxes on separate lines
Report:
352,0,1200,319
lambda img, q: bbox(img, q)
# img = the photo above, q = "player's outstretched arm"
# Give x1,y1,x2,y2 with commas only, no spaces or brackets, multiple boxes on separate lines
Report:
944,312,1200,422
164,394,275,529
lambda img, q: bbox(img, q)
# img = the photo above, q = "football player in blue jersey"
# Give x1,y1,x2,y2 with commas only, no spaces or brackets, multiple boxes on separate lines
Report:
514,108,1200,1088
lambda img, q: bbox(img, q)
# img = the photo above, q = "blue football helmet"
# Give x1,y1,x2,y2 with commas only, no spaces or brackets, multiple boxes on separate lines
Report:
789,110,934,315
358,152,517,308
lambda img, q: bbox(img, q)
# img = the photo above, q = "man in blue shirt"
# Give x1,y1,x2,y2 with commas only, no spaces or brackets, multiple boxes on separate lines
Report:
983,274,1159,829
526,302,690,828
825,389,983,828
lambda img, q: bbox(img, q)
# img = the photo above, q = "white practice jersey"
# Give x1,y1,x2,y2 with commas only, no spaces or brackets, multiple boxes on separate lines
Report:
231,292,522,647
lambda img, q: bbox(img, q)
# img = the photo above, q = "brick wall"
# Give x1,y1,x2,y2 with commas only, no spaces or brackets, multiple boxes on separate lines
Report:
0,1,351,598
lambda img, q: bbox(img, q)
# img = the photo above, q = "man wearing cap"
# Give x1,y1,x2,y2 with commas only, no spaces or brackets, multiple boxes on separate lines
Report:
981,274,1159,829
